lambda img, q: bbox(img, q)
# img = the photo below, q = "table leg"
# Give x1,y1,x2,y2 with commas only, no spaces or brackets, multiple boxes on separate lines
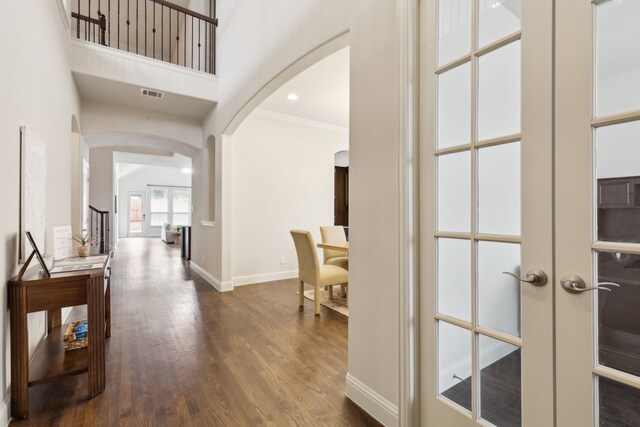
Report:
47,308,61,334
9,287,29,419
87,276,106,397
105,277,111,339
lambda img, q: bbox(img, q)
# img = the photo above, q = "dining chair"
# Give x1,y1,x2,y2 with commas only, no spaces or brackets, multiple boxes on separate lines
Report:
319,226,349,271
290,230,349,315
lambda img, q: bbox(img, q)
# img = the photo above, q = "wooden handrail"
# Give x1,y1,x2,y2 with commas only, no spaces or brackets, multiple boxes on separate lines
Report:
89,205,109,214
72,11,100,25
150,0,218,26
72,0,216,74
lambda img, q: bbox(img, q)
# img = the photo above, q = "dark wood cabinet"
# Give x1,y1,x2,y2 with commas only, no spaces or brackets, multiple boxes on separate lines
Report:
598,176,640,209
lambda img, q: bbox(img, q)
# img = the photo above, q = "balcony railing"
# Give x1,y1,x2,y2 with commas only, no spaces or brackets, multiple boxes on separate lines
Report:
72,0,217,74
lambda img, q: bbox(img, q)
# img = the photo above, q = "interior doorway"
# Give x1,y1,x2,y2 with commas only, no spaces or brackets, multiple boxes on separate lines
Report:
334,166,349,228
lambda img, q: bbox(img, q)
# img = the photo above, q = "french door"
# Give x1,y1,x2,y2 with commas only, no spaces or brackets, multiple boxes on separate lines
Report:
128,192,146,237
419,0,640,425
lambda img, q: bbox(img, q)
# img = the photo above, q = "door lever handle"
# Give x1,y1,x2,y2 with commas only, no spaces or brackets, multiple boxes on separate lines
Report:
502,269,548,287
560,275,621,293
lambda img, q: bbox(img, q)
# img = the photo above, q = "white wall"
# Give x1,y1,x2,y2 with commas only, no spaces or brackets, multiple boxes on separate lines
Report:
81,100,204,151
335,150,349,167
214,1,349,134
71,132,90,236
117,165,191,238
0,1,81,421
231,110,348,285
186,1,401,423
89,147,116,245
190,0,350,288
346,1,400,423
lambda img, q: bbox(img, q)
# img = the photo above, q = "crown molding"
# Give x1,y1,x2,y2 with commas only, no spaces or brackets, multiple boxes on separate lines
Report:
253,108,349,135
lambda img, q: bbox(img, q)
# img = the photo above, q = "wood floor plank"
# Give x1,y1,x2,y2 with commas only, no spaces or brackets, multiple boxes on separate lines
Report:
11,238,380,426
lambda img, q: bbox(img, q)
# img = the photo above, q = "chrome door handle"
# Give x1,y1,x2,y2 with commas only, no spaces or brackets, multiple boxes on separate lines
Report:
502,269,548,287
560,275,621,294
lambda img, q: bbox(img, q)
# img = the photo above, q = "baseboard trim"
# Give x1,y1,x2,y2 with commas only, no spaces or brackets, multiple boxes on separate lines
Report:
189,261,233,292
345,373,399,427
1,395,11,427
233,270,298,287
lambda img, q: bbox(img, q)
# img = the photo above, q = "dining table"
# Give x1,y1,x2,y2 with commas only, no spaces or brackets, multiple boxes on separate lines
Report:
316,242,349,255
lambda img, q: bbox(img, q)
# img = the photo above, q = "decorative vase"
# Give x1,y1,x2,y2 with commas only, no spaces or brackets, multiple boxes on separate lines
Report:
78,245,90,257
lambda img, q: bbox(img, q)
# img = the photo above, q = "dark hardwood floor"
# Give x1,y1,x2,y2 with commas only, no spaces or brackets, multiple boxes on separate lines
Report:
12,238,380,426
442,348,640,426
442,350,522,427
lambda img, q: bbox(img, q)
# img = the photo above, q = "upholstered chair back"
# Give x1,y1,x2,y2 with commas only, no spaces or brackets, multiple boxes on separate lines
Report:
290,230,320,284
319,226,347,263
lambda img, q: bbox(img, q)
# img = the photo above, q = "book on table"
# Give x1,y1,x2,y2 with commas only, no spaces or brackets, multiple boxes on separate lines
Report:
64,320,89,351
50,255,108,274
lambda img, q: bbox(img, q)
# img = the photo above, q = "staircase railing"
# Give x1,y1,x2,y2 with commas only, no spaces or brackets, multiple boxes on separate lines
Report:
71,0,217,74
89,205,111,254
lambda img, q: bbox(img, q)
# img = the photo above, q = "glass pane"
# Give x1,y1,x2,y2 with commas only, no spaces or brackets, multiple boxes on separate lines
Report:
173,213,190,226
438,0,471,66
478,41,521,141
597,252,640,377
478,142,521,235
599,376,640,425
173,189,190,212
129,196,142,222
150,189,169,212
438,238,471,322
596,121,640,243
438,63,472,149
478,0,522,48
150,213,168,226
439,321,472,412
479,335,521,427
478,241,521,337
596,0,640,118
129,195,142,233
438,151,471,232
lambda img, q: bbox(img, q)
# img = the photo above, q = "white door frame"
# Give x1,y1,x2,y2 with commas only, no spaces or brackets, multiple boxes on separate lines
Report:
127,191,146,237
82,159,90,234
411,1,640,426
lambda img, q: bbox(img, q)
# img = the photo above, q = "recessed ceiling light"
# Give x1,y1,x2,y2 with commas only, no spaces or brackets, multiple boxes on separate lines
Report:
287,93,299,101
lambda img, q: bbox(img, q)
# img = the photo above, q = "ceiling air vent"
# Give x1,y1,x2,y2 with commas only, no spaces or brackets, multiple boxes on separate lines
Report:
141,88,164,99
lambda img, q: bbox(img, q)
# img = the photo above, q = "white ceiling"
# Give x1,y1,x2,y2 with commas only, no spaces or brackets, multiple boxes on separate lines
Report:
115,152,191,179
258,47,349,129
74,73,215,119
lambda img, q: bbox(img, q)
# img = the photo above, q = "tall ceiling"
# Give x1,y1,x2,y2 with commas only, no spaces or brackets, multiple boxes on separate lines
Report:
258,47,349,129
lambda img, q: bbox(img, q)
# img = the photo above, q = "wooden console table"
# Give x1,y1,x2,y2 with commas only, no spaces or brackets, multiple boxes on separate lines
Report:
8,254,112,419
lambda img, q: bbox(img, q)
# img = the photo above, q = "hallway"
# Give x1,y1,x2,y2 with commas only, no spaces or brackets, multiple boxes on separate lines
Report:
14,238,377,426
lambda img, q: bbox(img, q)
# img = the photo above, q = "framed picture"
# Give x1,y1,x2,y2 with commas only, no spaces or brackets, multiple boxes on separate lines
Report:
19,126,47,263
25,231,50,277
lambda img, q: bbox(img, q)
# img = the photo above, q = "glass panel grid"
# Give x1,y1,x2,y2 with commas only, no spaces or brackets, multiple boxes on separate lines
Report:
598,376,640,426
437,238,472,321
435,2,523,422
593,2,640,421
438,0,472,67
595,0,640,118
478,0,522,48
